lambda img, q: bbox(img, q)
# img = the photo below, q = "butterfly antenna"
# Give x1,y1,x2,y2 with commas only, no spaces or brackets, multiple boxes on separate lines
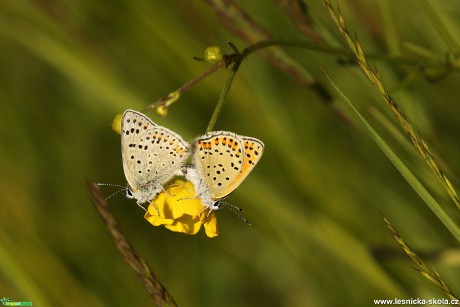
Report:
96,183,128,201
105,188,128,201
96,183,127,189
220,201,251,225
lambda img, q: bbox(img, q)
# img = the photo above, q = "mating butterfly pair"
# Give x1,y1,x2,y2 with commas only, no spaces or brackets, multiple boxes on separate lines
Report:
120,109,264,215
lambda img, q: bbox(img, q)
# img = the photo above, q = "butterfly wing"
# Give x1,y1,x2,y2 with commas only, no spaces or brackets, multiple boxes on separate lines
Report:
193,131,245,200
121,110,157,189
121,109,157,133
121,110,189,199
225,136,264,194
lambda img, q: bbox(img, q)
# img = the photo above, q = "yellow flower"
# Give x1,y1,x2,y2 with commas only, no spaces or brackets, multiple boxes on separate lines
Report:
144,180,219,238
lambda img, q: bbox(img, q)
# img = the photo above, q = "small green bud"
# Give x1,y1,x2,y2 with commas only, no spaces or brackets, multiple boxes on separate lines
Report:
204,46,223,64
154,91,180,117
155,105,168,117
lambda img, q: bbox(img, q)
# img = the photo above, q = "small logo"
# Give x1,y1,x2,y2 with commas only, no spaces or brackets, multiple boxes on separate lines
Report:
0,297,33,306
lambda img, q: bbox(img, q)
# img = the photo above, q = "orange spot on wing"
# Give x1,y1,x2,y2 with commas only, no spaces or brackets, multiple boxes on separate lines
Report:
199,141,209,149
174,146,187,157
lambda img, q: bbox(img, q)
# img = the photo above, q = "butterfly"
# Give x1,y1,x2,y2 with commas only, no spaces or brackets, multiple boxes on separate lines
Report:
185,131,264,217
121,109,189,211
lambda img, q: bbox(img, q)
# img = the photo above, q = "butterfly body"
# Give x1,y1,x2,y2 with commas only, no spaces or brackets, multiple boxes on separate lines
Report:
185,166,220,210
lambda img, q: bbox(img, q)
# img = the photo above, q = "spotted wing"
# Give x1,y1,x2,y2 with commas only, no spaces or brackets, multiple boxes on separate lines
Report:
225,136,264,194
121,110,189,193
121,109,157,133
193,131,245,199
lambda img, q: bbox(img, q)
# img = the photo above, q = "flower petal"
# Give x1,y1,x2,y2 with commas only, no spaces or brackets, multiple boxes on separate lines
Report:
143,180,219,237
203,211,219,238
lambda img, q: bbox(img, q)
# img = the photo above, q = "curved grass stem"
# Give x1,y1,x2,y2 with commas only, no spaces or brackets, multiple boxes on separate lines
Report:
151,36,451,120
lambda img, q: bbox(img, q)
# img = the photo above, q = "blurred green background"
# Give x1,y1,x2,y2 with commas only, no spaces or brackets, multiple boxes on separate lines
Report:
1,0,460,306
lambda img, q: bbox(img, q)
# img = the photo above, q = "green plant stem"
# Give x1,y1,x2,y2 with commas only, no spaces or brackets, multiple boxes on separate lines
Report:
146,61,227,115
205,36,447,131
242,38,443,67
206,58,242,132
151,36,451,119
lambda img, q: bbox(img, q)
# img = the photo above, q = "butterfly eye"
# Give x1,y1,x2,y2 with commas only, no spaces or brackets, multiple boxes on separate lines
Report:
213,200,221,210
125,188,134,199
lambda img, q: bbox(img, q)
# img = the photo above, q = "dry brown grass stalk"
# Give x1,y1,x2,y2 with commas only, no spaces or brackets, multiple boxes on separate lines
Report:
87,180,177,307
384,217,459,304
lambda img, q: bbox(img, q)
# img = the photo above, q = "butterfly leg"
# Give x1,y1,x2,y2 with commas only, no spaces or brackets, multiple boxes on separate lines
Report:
196,206,213,222
161,185,173,197
177,195,200,202
138,200,161,216
136,201,148,212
